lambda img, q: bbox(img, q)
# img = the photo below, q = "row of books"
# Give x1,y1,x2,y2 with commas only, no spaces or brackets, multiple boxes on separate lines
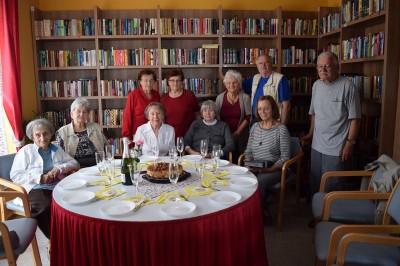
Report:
289,105,310,123
282,47,317,65
319,12,341,34
98,48,158,66
34,18,95,37
346,74,383,99
106,138,124,155
38,49,96,68
322,44,340,56
160,48,218,65
97,18,157,36
221,17,279,35
282,18,318,36
222,48,278,65
289,76,317,94
40,109,98,128
38,78,98,98
160,78,219,95
100,80,139,97
342,0,386,24
103,109,124,126
159,18,219,35
341,31,384,60
359,115,380,142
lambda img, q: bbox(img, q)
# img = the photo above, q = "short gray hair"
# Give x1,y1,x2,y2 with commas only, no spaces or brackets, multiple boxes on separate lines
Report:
223,69,243,86
144,102,167,119
256,53,273,64
200,100,217,113
71,98,91,113
317,51,339,66
26,118,55,140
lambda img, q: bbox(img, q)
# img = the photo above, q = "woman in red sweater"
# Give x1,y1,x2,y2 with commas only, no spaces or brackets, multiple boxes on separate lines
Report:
122,69,160,140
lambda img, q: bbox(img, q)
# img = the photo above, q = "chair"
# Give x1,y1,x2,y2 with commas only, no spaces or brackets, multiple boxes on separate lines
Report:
314,179,400,266
0,154,42,265
311,168,382,226
0,154,25,220
238,136,304,231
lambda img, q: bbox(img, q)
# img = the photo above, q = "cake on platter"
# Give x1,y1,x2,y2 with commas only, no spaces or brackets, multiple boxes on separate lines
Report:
146,162,183,179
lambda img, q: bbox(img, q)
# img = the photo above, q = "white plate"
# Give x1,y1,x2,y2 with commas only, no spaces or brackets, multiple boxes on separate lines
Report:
100,201,135,216
182,155,202,161
61,191,95,205
139,155,158,163
219,160,230,167
225,166,248,175
160,201,196,217
209,191,241,205
58,179,87,190
230,177,257,188
78,167,99,175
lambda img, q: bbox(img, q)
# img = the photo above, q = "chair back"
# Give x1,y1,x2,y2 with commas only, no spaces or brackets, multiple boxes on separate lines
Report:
0,154,16,181
386,179,400,224
289,137,301,158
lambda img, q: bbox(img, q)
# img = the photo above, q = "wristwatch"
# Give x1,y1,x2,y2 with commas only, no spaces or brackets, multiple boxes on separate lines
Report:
346,139,356,145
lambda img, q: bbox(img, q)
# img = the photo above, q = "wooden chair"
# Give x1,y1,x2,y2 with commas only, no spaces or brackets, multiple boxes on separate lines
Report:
314,179,400,265
238,137,304,231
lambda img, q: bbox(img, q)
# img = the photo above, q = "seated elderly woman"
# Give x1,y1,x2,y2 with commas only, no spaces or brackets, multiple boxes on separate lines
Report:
184,100,235,157
10,118,79,239
134,102,175,156
55,98,107,167
243,95,290,223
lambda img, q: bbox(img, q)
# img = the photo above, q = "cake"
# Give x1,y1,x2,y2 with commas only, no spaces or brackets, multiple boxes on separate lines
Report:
146,162,183,179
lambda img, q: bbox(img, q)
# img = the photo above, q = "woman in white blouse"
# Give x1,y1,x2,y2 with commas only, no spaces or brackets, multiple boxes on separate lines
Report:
134,102,175,156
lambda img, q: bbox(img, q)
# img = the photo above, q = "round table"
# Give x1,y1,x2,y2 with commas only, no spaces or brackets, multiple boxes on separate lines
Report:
50,158,268,266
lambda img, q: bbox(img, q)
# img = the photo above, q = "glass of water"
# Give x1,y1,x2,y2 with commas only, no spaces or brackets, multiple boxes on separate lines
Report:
195,156,205,180
95,151,105,174
200,139,208,158
128,163,140,195
212,144,222,173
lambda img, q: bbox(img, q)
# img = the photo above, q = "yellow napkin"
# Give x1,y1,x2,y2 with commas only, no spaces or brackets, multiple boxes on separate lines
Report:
100,168,121,178
95,187,126,200
90,177,122,187
123,195,153,206
180,160,191,167
183,186,214,197
202,177,229,187
203,170,230,179
155,192,189,204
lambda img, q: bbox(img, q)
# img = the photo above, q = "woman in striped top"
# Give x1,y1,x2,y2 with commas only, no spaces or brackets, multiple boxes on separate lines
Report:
244,95,291,222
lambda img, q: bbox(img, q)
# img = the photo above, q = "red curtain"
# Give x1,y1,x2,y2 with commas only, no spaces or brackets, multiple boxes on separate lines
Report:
0,0,23,147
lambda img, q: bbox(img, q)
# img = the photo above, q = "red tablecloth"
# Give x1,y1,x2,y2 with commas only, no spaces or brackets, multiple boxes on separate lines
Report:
50,189,268,266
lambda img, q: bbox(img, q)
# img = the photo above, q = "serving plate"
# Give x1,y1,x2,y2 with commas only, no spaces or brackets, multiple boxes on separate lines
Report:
209,191,241,205
58,179,87,190
160,201,196,217
142,170,191,184
230,177,257,188
61,191,95,205
100,201,135,216
225,166,248,175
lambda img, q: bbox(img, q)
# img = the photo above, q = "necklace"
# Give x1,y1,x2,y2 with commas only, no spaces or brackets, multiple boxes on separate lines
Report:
258,122,275,146
226,92,238,104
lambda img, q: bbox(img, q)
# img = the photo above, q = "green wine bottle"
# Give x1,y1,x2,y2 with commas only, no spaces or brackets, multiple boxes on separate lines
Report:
121,137,133,185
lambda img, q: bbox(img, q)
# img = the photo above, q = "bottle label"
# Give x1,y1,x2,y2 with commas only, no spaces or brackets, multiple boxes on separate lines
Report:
121,174,125,183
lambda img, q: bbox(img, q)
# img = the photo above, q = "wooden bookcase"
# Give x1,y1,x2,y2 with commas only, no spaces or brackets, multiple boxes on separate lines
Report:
30,4,400,159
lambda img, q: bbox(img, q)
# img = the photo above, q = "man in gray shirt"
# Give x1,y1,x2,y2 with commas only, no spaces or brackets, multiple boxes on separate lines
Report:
302,51,361,196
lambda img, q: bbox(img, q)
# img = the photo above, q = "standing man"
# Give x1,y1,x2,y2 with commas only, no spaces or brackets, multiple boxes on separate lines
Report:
242,54,292,125
302,51,361,196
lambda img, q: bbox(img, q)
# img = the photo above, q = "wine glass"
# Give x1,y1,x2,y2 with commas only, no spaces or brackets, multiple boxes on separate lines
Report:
176,137,184,160
200,139,208,158
95,151,105,174
195,156,205,180
105,145,114,163
212,144,222,173
168,162,180,201
105,161,114,187
128,163,140,195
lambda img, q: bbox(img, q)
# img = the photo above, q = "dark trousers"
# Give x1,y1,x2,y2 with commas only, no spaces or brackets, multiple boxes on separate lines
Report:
28,189,52,239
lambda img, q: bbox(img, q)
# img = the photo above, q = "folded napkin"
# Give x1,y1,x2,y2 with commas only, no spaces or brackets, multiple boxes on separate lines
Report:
155,191,189,204
100,168,121,178
124,195,153,206
183,186,214,197
203,170,230,179
202,177,229,187
95,187,125,200
90,177,122,187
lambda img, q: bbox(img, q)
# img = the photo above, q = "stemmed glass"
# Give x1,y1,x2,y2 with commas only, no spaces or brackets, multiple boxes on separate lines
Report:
212,144,222,173
105,160,114,187
105,145,114,163
200,139,208,158
168,162,180,201
195,156,205,180
176,137,184,161
95,151,105,175
128,163,140,195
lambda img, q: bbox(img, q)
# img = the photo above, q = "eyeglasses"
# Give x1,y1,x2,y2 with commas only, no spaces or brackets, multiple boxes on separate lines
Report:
257,106,272,112
168,79,182,83
141,79,154,83
316,64,334,71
